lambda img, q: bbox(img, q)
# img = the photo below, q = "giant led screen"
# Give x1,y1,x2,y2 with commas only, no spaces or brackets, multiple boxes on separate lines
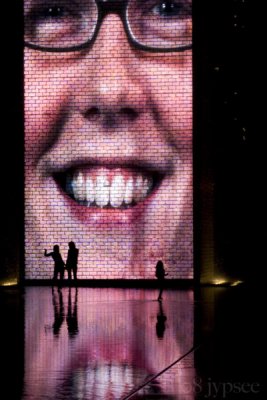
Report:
24,0,193,279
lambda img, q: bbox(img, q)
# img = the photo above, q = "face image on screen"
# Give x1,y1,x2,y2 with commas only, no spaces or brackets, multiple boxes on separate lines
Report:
24,0,193,279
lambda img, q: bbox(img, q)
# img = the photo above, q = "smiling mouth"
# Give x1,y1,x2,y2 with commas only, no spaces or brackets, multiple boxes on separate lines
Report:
55,166,163,210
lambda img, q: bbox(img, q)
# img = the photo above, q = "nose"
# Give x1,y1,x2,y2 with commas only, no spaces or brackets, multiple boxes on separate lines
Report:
74,14,148,128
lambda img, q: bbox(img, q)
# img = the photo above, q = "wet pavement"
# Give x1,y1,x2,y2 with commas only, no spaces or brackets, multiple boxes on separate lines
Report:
0,284,264,399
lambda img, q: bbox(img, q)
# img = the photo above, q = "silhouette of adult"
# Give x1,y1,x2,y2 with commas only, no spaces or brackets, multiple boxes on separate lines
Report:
44,245,65,281
155,260,168,301
66,241,79,281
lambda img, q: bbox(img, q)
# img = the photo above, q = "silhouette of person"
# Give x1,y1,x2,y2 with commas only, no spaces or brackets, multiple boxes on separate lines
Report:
155,260,168,301
156,300,167,339
66,241,79,281
44,245,65,282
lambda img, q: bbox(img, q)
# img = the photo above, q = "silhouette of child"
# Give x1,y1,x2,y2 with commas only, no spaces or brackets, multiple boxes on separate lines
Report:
155,260,168,301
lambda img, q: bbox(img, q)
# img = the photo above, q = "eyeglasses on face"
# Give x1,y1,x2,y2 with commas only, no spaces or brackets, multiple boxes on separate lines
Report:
24,0,192,52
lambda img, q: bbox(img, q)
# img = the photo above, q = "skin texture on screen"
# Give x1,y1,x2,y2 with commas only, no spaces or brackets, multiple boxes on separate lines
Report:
24,0,193,279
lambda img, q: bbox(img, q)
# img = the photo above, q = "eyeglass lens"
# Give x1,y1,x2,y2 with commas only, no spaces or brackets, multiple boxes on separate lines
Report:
24,0,192,50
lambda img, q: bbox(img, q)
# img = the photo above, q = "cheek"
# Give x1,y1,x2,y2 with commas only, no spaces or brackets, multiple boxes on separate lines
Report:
24,61,70,161
144,59,192,143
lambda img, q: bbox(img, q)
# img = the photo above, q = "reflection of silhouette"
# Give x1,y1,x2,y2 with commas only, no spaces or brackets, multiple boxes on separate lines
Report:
52,287,64,336
155,260,168,301
66,241,79,281
66,287,79,337
45,245,65,282
51,287,79,338
156,300,167,339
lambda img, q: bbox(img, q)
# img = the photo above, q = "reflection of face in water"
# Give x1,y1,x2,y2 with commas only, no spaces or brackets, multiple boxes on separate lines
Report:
24,0,193,279
24,288,195,399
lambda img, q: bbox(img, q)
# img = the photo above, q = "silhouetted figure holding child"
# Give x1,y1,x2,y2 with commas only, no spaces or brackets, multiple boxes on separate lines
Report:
155,260,168,301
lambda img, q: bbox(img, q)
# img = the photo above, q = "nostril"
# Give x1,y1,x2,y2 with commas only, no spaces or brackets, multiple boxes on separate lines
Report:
121,107,139,121
84,107,100,118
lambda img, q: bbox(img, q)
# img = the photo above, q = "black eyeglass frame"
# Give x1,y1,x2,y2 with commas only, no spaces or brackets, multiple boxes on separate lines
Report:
24,0,192,53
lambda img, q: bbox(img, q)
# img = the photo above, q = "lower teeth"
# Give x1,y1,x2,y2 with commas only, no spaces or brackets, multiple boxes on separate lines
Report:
71,199,138,209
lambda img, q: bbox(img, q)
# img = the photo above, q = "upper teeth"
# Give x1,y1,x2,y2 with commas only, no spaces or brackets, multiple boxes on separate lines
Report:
66,168,153,209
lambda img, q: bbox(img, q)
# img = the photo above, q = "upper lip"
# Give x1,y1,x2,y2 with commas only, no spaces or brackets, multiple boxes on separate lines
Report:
43,156,172,178
37,125,175,176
